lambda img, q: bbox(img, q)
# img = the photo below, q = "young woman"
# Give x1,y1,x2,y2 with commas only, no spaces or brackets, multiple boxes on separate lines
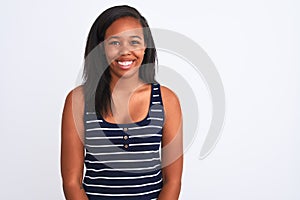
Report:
61,5,183,200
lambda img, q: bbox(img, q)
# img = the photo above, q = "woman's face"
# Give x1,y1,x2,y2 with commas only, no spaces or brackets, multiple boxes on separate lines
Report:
104,17,146,79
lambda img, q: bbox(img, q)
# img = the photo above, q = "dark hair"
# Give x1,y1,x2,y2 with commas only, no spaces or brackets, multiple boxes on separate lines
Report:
82,5,157,117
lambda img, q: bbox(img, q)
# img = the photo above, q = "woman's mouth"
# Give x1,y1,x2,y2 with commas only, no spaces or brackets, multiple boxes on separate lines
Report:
117,60,134,69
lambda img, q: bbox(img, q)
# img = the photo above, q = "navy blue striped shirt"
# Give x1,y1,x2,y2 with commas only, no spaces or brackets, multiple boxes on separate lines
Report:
83,83,164,200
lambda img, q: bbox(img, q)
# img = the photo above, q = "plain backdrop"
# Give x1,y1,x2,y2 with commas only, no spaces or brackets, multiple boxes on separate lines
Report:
1,0,299,199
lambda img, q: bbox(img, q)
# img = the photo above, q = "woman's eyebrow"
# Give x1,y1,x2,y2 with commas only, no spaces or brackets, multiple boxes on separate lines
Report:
107,36,120,40
107,35,142,40
130,35,143,40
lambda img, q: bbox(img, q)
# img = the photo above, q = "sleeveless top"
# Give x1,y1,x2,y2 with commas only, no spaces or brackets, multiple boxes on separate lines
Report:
83,83,164,200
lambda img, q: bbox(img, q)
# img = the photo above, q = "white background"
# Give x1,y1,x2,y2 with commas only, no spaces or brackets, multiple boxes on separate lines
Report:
1,0,299,199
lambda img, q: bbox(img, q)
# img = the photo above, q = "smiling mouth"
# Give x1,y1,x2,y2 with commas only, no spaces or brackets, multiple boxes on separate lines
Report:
117,60,134,69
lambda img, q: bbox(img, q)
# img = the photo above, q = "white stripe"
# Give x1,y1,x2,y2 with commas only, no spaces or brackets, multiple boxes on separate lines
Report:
85,188,161,197
85,171,161,180
150,109,162,112
86,112,96,115
86,164,161,172
86,127,123,132
153,88,158,90
130,142,161,146
152,94,159,97
86,119,103,123
129,125,162,130
86,136,123,140
84,178,162,188
85,144,123,148
86,150,159,156
147,117,163,121
152,102,160,105
85,157,160,164
130,134,162,138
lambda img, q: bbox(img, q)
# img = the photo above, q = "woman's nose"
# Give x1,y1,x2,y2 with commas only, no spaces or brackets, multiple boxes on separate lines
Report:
119,44,131,55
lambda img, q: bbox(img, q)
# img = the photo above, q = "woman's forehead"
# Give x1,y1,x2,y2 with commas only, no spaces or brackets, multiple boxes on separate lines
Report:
105,17,144,39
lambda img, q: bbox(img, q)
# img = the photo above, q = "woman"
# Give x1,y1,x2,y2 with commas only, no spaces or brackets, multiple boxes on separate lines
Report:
61,5,183,200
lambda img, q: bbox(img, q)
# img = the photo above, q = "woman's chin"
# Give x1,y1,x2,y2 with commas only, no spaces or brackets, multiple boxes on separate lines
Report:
111,66,139,79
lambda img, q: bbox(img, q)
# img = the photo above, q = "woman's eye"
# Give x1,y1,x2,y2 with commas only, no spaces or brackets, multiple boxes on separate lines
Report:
131,40,141,45
109,41,120,46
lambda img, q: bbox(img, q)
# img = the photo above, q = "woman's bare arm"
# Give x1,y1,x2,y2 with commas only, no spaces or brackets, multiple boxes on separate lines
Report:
158,86,183,200
61,87,89,200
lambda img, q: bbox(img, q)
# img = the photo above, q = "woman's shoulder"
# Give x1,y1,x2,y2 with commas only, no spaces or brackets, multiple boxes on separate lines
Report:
159,85,181,108
62,85,85,137
65,85,84,101
63,85,85,112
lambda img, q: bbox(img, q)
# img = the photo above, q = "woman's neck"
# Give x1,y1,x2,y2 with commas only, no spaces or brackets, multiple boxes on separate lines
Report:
110,74,144,95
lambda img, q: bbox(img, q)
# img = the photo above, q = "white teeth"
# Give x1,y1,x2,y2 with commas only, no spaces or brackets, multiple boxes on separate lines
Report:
118,60,133,66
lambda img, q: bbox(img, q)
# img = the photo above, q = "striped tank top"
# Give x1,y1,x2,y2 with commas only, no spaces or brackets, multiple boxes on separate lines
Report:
83,83,164,200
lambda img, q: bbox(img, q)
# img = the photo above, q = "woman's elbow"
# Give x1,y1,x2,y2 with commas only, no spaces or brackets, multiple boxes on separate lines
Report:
62,178,82,192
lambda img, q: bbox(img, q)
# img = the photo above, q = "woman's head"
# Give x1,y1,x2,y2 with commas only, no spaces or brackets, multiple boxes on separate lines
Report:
83,5,157,115
85,5,156,61
104,16,146,80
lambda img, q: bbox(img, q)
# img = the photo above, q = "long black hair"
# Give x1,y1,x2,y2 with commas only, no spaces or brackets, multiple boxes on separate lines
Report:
82,5,157,117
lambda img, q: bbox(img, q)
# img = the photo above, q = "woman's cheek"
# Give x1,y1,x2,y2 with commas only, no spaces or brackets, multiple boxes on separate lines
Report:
105,48,119,64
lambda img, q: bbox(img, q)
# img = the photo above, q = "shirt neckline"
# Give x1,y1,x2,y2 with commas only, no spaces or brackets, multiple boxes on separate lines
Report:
97,83,155,126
